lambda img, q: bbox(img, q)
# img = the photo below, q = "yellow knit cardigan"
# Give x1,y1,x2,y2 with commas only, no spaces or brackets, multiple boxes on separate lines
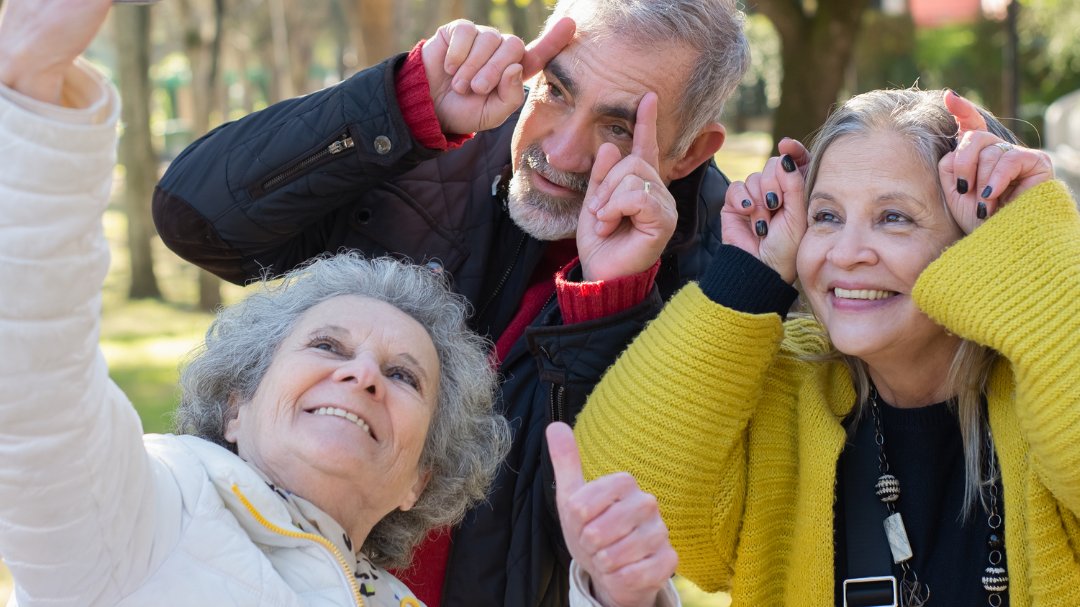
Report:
576,180,1080,606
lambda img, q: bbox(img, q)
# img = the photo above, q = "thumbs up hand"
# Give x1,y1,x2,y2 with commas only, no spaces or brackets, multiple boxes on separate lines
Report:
547,422,678,607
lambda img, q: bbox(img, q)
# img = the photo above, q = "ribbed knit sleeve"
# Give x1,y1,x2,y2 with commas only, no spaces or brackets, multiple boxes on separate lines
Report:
574,282,786,591
914,180,1080,513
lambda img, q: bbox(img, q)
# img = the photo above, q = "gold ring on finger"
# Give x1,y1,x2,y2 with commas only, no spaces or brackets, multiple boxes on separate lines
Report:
994,142,1013,153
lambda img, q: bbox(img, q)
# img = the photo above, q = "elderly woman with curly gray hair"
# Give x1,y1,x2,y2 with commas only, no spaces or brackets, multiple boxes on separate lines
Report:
0,2,515,606
0,5,507,606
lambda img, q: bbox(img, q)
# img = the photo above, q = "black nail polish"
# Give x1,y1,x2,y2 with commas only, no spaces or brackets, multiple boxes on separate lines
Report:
766,192,779,210
957,179,969,195
741,199,752,209
781,154,797,173
977,202,987,219
755,220,768,237
981,185,993,198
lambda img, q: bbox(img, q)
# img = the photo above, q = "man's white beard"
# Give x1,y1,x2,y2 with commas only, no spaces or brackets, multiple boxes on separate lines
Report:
506,169,581,241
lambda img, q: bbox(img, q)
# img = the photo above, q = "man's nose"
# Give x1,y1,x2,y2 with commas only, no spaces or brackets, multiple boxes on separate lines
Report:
542,118,595,176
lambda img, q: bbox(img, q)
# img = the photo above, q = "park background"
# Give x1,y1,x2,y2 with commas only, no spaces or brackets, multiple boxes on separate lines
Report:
1,0,1078,604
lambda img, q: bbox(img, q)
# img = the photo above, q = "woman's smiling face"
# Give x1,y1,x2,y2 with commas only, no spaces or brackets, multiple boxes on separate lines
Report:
225,295,439,519
796,130,965,369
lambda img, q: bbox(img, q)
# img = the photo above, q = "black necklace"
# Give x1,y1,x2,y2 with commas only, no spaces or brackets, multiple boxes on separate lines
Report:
868,388,1009,607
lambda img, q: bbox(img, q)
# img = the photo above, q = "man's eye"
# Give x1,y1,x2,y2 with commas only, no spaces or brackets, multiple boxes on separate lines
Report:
609,124,631,139
543,82,564,99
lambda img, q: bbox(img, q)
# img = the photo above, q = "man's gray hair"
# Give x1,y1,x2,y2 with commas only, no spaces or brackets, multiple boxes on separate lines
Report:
549,0,751,156
175,253,510,569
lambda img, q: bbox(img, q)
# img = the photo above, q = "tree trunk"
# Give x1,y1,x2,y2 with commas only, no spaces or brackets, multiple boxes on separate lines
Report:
114,5,163,300
341,0,396,69
267,0,295,100
465,0,488,24
758,0,869,144
178,0,226,310
1002,0,1020,120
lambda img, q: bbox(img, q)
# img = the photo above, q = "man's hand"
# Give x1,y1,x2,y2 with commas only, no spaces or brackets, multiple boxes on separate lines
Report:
0,0,113,105
548,422,677,607
422,17,575,135
577,93,678,282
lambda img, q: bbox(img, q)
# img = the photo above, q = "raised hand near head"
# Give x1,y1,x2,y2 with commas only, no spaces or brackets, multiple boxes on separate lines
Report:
938,133,1054,234
423,17,575,136
939,89,1055,232
0,0,113,105
577,92,679,282
547,422,677,607
720,137,810,284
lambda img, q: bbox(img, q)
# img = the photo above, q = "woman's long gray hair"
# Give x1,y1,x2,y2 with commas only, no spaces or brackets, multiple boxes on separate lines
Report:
175,253,510,568
803,88,1017,516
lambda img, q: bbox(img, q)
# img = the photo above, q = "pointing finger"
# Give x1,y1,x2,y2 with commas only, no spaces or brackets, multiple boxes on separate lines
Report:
632,92,660,171
522,16,576,79
585,142,623,213
945,88,988,135
547,422,586,497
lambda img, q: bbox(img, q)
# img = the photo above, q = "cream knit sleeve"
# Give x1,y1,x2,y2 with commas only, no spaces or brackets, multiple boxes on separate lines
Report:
914,180,1080,513
575,283,786,592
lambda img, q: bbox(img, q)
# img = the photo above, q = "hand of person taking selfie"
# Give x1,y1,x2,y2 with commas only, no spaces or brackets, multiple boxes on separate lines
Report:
0,0,112,105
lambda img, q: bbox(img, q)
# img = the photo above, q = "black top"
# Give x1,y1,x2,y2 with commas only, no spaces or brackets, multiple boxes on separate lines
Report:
834,400,1008,606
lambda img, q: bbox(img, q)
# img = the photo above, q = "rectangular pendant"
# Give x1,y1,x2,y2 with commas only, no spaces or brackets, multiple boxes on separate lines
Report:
883,512,913,563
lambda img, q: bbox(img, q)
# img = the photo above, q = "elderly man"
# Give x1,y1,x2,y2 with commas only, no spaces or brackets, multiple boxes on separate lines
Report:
153,2,750,605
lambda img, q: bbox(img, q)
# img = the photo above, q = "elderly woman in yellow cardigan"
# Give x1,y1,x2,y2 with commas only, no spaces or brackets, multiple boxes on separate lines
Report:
573,88,1080,607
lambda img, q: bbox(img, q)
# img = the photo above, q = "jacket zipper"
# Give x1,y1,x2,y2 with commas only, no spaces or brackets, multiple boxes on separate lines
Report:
476,232,527,325
550,383,566,423
253,133,355,198
231,484,365,607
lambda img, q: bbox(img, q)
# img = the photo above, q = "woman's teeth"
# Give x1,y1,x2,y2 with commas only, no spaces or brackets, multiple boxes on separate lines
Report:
834,287,893,300
312,407,372,437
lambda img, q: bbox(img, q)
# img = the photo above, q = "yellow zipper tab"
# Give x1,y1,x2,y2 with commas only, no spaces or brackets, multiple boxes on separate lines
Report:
231,483,365,607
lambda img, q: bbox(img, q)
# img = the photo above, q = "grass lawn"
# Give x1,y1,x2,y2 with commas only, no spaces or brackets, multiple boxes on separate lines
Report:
0,134,770,604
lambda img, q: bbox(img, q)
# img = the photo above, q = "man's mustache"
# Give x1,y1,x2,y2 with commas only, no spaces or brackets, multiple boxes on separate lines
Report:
520,145,589,194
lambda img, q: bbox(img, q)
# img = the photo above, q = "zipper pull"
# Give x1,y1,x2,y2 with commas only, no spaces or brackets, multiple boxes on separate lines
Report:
328,136,355,155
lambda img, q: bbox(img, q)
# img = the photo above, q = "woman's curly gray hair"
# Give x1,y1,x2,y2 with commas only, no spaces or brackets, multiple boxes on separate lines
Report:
175,253,510,568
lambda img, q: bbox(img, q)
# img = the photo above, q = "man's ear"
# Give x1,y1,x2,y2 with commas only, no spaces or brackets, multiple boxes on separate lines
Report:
666,122,727,182
398,469,432,512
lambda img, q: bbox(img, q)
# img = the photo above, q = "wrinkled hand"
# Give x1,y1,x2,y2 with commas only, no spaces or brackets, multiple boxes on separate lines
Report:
720,137,810,283
577,93,678,282
548,422,676,607
422,17,575,135
0,0,112,105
